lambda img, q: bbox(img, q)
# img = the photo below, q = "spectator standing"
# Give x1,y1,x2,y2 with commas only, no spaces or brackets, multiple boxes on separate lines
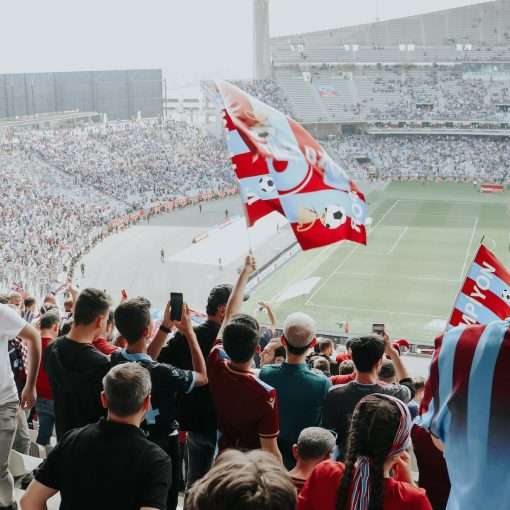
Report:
111,297,208,510
21,363,172,510
157,284,232,490
45,288,111,439
207,256,281,461
289,427,336,494
35,311,60,447
298,394,432,510
260,313,332,469
0,304,41,510
324,334,413,459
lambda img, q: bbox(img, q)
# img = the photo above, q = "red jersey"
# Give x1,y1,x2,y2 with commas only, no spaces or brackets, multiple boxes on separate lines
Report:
92,337,120,355
298,460,432,510
330,373,356,386
207,342,279,451
336,352,352,364
36,337,54,400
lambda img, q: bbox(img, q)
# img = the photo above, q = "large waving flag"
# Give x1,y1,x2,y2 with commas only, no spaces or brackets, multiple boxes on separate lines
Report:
448,244,510,328
417,321,510,510
214,81,368,250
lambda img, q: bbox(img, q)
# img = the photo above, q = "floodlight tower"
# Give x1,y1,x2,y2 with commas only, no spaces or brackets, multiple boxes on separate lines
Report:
253,0,271,79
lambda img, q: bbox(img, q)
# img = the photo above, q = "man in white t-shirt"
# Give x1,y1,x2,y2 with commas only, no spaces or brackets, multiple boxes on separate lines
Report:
0,304,41,510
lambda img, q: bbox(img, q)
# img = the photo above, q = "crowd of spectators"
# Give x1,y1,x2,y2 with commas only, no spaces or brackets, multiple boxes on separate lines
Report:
0,121,237,300
16,120,233,209
1,254,507,510
326,135,510,183
231,79,293,116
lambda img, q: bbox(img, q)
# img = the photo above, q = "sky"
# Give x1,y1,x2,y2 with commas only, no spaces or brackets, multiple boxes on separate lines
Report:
0,0,491,86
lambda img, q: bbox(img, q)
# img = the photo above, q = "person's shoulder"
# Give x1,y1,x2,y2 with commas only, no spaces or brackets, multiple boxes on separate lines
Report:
259,364,280,378
311,460,345,481
140,435,172,465
386,478,431,508
328,380,354,394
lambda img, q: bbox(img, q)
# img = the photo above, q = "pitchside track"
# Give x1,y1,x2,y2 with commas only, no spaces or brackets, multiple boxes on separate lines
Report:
245,182,510,345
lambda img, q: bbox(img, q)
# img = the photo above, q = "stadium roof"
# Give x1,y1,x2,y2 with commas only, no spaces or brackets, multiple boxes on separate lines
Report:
271,0,510,47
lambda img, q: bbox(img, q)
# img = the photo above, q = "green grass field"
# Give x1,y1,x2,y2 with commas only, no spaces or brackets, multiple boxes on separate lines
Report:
245,182,510,345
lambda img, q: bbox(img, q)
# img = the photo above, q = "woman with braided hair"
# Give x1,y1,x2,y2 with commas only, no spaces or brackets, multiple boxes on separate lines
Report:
298,394,432,510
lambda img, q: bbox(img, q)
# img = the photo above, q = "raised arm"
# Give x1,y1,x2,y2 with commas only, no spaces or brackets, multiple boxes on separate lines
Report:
147,301,172,360
384,333,410,381
173,304,207,386
19,323,42,409
259,302,276,331
223,255,256,326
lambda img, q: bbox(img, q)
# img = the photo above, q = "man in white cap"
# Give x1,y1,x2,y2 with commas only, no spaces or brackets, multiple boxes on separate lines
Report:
259,312,331,469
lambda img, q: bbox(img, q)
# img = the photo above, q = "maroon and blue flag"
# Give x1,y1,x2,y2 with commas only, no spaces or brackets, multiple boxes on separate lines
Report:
214,81,368,250
448,244,510,328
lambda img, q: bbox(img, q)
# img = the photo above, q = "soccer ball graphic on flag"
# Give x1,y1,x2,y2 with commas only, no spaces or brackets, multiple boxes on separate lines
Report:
258,175,275,194
322,205,346,229
501,289,510,304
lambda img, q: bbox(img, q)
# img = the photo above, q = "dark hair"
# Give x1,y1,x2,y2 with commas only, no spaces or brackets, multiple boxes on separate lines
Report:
206,284,232,316
73,288,111,326
345,339,353,350
222,314,260,363
114,297,151,344
40,311,60,330
187,449,296,510
274,346,286,360
319,338,334,353
107,310,115,327
378,360,396,382
336,395,401,510
350,336,385,373
286,342,310,356
103,363,151,417
24,297,36,308
414,376,426,391
0,294,9,304
59,319,73,337
339,360,355,375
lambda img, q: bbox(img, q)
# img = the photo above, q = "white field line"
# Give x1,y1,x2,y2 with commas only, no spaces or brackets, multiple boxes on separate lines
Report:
459,216,479,281
332,271,460,284
388,226,409,255
304,199,401,306
306,302,442,319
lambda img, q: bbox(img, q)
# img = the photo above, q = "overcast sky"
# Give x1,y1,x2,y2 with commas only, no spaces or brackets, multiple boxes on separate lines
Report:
1,0,490,85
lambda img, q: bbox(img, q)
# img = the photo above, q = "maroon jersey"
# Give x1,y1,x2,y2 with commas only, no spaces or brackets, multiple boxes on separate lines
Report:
208,342,279,451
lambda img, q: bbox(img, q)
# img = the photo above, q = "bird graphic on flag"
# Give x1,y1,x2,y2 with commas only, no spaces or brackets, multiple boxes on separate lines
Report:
213,81,368,250
447,244,510,329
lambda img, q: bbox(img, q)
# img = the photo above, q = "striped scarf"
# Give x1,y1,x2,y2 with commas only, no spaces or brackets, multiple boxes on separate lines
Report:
350,394,412,510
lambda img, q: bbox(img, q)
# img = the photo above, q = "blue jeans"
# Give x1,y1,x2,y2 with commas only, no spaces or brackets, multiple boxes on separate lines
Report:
35,398,54,446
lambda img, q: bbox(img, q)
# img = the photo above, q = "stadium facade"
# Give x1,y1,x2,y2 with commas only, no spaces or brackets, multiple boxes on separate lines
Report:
0,69,162,121
268,0,510,132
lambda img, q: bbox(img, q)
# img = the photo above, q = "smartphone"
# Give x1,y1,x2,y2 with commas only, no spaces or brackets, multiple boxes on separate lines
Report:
372,323,385,336
170,292,183,321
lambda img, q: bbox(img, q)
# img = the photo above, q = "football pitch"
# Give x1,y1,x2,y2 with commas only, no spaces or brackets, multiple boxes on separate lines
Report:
245,182,510,345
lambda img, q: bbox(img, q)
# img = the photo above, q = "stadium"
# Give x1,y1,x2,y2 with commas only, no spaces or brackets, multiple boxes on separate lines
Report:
1,1,510,509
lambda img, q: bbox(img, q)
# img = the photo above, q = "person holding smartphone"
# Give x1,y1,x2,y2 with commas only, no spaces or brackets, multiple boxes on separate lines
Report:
111,296,208,510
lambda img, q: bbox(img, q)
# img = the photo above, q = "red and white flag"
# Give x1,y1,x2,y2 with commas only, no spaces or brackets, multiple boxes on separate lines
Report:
214,81,368,251
448,244,510,329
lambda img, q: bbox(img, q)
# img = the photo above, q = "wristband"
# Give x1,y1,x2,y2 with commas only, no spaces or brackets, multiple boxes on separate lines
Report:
159,324,171,334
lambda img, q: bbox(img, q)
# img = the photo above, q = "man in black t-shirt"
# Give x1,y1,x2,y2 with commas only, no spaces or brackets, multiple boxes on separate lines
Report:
45,288,111,439
112,297,208,510
157,284,231,489
323,334,414,459
21,363,171,510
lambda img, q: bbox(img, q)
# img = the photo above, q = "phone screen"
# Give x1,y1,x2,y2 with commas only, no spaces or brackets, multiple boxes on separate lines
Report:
170,292,183,321
372,323,385,335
